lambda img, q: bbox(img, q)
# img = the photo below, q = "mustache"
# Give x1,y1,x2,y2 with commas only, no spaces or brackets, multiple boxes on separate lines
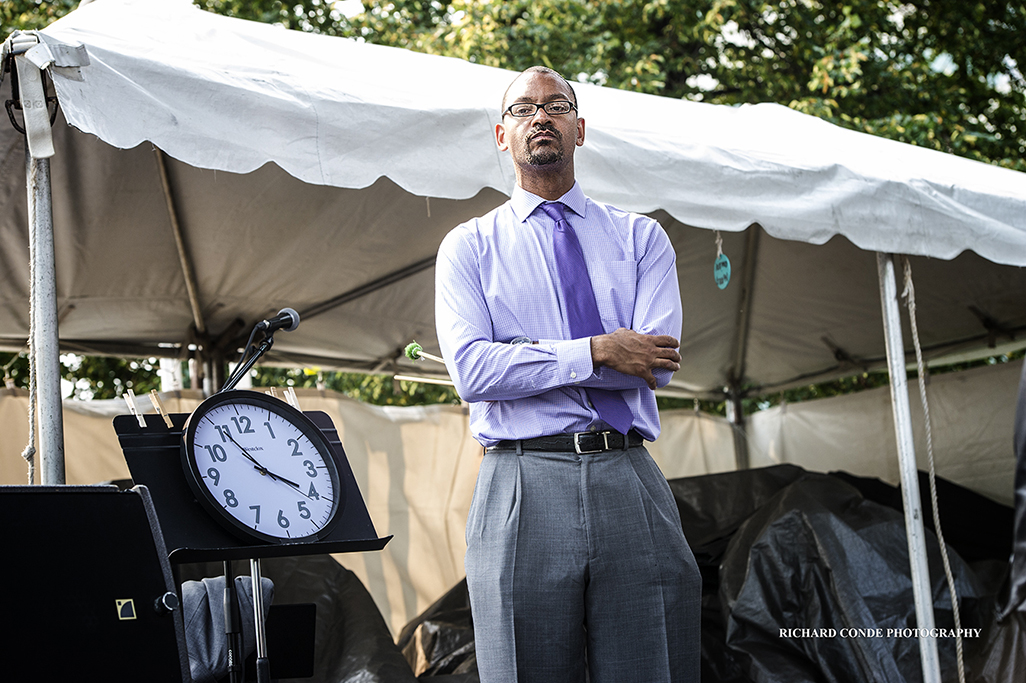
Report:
528,124,561,141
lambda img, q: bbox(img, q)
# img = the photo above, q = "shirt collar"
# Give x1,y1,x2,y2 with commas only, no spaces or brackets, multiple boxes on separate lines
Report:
510,181,587,223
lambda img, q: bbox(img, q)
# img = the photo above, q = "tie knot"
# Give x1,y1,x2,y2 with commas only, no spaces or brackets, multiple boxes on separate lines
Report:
538,202,567,224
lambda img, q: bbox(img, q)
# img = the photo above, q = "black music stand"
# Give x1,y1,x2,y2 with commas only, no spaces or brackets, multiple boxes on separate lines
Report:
115,412,390,563
115,409,390,682
1,485,190,682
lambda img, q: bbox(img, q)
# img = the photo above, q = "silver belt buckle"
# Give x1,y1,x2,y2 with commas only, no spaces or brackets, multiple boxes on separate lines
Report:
574,431,609,455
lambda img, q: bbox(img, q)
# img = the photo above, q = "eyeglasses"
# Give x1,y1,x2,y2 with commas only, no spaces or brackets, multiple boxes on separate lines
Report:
503,100,578,118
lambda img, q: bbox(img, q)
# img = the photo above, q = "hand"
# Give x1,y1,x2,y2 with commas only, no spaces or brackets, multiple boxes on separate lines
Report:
591,328,681,390
223,432,303,491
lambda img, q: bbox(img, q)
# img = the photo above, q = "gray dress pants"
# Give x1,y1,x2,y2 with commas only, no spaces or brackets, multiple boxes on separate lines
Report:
465,443,701,683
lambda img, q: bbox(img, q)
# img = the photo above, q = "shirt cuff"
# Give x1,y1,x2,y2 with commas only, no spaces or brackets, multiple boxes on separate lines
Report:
540,337,594,386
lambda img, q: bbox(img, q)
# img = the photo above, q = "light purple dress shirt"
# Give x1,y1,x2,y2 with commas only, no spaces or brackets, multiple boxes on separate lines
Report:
435,181,683,447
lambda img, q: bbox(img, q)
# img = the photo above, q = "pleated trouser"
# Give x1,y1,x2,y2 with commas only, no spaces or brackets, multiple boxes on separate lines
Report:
465,444,701,683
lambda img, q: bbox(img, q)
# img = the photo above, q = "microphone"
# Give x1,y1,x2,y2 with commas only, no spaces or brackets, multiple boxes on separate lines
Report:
256,308,300,333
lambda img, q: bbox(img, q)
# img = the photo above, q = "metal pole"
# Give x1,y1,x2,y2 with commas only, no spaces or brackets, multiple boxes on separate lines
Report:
725,226,760,471
725,387,749,469
11,40,65,483
876,252,940,683
26,147,65,485
154,148,206,336
250,558,270,683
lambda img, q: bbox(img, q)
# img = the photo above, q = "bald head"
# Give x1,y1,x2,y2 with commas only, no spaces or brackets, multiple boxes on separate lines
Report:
501,66,578,114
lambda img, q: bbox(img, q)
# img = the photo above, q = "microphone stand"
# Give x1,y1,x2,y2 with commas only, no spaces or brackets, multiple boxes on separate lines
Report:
224,560,243,683
251,559,270,683
220,334,274,394
219,327,277,682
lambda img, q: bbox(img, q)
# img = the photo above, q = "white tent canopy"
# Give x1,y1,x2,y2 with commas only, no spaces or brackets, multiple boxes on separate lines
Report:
1,0,1024,401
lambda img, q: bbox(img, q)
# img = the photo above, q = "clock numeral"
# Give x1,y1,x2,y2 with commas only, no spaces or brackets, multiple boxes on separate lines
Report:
288,439,303,456
297,501,311,520
249,505,261,524
264,422,276,439
224,489,238,508
303,460,317,477
203,444,228,462
277,510,290,528
206,468,220,486
214,425,231,442
231,415,255,434
308,483,320,500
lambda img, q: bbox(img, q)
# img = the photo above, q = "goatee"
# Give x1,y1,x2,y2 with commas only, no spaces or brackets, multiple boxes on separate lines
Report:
527,147,563,165
526,124,563,165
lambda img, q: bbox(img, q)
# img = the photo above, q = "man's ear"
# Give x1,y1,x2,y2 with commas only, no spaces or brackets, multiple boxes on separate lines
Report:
576,117,586,147
495,121,509,151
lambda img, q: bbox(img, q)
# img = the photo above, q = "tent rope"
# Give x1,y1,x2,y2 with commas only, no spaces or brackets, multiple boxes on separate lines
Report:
902,256,964,683
22,346,38,485
22,201,38,485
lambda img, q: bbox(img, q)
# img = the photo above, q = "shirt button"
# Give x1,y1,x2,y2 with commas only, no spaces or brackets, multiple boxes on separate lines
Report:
570,371,577,379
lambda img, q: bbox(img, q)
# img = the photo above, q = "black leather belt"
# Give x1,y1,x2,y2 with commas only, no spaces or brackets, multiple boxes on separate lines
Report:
488,430,643,455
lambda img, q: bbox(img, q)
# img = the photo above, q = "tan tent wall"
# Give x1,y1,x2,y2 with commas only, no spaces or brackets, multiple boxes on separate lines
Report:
0,389,207,485
747,360,1021,507
1,359,1020,634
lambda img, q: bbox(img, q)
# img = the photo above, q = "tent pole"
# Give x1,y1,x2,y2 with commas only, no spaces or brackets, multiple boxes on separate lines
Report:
725,387,748,469
12,42,66,485
301,255,436,321
155,148,206,336
725,226,760,470
26,145,65,484
876,252,940,683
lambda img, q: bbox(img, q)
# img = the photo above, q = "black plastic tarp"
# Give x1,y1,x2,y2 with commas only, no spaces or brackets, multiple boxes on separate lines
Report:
999,358,1026,618
397,578,478,681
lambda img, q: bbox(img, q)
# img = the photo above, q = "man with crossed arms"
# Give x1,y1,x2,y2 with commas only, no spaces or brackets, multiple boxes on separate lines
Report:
435,65,701,682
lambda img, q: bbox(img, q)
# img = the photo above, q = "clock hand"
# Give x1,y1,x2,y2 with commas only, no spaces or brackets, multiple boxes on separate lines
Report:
254,466,302,490
279,477,316,500
223,431,269,468
222,432,303,490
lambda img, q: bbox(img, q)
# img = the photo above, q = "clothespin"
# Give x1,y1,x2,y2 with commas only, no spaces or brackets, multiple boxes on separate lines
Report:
149,390,174,428
285,386,300,411
124,389,146,428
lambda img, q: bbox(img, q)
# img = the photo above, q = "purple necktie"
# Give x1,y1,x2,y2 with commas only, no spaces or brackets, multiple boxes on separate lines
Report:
539,202,635,435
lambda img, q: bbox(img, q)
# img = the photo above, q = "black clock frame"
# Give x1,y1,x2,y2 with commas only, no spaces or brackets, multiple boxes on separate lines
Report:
180,390,345,545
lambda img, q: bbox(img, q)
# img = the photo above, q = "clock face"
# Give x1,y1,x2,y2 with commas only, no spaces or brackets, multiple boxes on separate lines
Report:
182,391,344,544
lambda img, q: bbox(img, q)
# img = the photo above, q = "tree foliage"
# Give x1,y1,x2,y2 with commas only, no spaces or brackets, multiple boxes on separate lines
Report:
1,351,161,399
1,0,76,37
346,0,1025,170
252,366,462,406
191,0,356,36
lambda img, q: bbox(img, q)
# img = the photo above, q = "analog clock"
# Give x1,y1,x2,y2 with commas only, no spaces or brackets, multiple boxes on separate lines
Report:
181,390,345,544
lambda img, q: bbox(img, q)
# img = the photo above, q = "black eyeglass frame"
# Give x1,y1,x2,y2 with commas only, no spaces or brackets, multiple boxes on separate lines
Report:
502,100,578,118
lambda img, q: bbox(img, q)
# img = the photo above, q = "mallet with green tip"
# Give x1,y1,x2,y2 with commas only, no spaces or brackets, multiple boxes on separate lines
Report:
405,341,445,364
